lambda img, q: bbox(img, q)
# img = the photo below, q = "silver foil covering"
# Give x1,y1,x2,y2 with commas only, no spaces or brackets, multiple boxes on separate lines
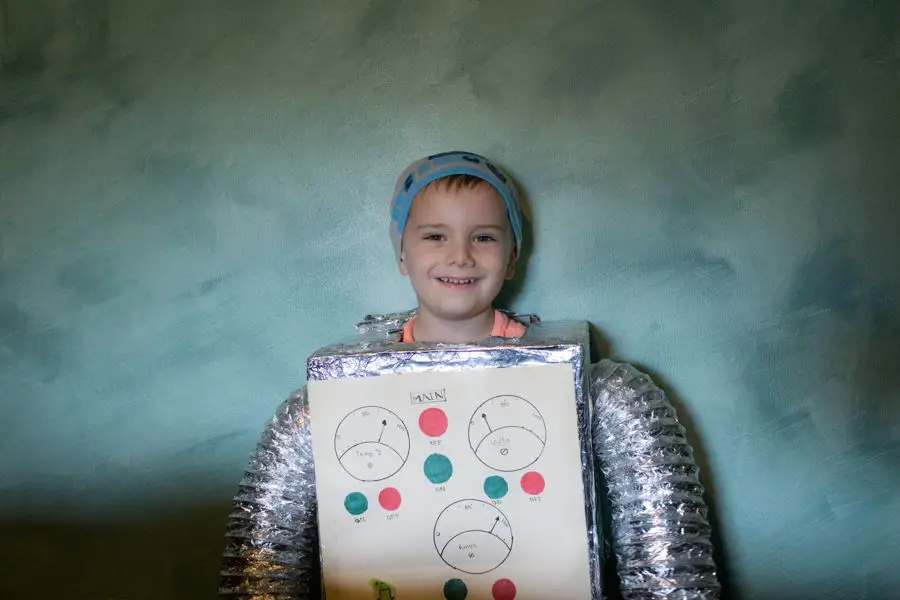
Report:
354,310,416,337
219,317,719,600
219,386,322,599
590,360,720,599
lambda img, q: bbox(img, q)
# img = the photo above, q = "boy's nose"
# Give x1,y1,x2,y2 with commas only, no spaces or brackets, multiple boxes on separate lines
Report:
447,240,475,266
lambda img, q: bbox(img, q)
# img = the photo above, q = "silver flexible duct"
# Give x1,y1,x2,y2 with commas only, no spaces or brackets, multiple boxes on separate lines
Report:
219,386,320,599
591,360,720,599
219,347,719,599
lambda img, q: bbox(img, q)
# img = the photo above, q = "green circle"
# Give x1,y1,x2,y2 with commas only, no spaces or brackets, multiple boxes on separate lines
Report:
483,475,509,500
424,453,453,484
344,492,368,516
443,578,468,600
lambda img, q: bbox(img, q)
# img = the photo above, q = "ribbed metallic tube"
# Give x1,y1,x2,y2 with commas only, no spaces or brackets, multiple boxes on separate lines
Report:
218,387,320,599
590,360,720,599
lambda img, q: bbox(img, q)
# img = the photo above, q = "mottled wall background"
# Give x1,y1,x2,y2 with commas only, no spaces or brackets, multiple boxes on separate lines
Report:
1,1,898,599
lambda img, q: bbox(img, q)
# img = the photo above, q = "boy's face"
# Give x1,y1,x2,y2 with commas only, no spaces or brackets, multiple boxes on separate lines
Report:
399,181,516,324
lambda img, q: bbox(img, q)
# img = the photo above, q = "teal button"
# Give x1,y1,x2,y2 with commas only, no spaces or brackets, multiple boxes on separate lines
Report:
483,475,509,500
443,578,468,599
344,492,368,516
424,453,453,484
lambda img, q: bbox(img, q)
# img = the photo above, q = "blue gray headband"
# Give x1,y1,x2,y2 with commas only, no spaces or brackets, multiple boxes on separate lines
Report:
389,151,524,263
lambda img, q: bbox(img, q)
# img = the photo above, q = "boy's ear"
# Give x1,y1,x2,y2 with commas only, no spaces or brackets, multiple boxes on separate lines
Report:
504,249,517,280
398,251,409,276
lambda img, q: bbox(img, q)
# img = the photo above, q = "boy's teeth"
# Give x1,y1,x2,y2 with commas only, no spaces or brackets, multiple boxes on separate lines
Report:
440,278,473,284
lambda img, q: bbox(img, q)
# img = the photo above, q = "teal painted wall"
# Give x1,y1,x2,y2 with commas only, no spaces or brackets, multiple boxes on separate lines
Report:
1,1,898,599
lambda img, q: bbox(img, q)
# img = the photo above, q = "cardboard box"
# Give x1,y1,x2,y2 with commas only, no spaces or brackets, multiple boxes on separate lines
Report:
306,321,601,600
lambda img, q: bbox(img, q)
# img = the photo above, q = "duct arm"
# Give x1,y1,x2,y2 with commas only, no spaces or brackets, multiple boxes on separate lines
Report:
218,387,320,599
591,359,721,599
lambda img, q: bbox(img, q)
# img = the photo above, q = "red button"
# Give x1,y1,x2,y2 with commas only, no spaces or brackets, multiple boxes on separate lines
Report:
378,487,402,511
520,471,545,495
492,578,516,600
418,407,448,437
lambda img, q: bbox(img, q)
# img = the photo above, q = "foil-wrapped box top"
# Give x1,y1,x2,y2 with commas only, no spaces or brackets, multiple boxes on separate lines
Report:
307,315,591,383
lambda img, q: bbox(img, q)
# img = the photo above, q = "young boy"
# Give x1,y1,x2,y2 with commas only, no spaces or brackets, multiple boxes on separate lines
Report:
389,150,528,344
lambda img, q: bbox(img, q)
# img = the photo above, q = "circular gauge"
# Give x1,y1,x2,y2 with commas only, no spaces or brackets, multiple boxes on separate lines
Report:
468,395,546,472
433,499,513,575
334,406,410,481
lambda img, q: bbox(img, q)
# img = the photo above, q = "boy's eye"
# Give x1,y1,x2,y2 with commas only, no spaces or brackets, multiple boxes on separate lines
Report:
424,233,444,241
475,235,497,243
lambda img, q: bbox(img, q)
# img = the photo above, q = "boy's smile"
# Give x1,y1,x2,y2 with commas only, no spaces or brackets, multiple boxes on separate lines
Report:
436,277,475,288
399,181,516,342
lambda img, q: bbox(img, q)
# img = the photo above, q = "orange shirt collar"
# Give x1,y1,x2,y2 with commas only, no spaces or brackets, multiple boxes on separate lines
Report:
401,310,526,343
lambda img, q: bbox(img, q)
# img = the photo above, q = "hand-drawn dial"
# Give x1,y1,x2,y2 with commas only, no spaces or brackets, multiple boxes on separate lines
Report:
433,499,513,574
334,406,409,481
468,395,546,471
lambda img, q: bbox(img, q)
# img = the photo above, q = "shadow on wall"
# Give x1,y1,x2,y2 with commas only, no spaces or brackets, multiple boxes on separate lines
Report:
0,0,133,127
630,362,736,600
493,163,534,312
588,324,737,600
0,502,231,600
